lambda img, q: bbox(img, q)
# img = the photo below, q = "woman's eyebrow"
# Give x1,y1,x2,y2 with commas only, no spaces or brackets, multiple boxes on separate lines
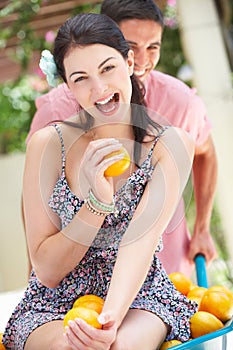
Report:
70,70,86,78
98,57,116,69
69,57,116,78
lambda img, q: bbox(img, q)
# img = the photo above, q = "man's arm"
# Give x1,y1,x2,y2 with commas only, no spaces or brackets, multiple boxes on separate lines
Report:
188,134,218,263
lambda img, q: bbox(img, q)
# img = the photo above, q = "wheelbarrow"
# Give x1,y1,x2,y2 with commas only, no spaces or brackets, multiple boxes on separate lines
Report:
173,254,233,349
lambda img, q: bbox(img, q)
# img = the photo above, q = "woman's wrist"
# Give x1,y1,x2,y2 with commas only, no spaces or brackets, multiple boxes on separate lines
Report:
84,189,118,217
89,189,114,210
90,189,113,206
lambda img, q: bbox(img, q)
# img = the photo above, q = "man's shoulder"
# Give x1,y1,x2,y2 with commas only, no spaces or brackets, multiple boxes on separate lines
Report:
148,70,193,94
146,70,203,112
145,71,211,145
36,83,76,108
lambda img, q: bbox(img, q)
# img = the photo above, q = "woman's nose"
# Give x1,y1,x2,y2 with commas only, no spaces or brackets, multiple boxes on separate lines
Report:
91,77,107,94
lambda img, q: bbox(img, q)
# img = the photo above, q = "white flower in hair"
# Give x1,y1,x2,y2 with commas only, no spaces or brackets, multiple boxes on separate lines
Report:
39,50,59,87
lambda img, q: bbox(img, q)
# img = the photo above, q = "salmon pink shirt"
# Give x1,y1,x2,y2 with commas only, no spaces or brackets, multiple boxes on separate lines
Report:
27,70,212,276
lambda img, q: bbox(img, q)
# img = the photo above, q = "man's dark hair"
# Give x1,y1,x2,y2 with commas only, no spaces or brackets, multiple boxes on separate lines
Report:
101,0,164,28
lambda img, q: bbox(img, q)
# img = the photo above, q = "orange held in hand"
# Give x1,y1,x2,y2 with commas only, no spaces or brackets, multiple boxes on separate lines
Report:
73,294,104,314
64,306,102,329
104,147,130,177
64,294,104,329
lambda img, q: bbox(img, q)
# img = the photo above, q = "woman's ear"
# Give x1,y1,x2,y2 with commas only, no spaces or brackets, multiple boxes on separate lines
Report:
127,49,134,76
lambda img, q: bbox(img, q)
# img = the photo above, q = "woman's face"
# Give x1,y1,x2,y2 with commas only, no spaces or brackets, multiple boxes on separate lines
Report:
64,44,134,124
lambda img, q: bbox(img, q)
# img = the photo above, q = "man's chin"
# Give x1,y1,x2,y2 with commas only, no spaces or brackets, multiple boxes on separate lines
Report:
134,70,150,82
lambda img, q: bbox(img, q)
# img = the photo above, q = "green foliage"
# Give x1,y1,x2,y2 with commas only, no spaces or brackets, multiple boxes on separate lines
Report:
157,26,185,78
0,0,44,71
72,2,101,16
0,77,43,153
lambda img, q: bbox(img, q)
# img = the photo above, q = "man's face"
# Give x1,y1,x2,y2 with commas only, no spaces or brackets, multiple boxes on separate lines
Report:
119,19,162,82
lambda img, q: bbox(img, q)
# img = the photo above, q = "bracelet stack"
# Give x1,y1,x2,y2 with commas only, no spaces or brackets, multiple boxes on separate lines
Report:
84,189,118,217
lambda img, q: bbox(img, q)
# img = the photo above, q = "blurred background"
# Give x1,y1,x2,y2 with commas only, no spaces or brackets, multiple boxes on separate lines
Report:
0,0,232,292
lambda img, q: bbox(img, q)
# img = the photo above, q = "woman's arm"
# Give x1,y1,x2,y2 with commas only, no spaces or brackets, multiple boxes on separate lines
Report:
101,127,194,327
24,128,125,288
23,128,104,288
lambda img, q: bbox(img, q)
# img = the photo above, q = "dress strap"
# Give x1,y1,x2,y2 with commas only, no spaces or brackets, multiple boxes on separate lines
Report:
148,126,170,159
52,124,66,176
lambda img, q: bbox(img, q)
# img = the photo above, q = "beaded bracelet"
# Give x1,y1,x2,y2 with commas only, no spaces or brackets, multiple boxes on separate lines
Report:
84,189,118,217
84,198,108,216
89,189,115,213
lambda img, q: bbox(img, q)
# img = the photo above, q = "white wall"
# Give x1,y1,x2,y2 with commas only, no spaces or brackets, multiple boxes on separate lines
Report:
0,153,28,291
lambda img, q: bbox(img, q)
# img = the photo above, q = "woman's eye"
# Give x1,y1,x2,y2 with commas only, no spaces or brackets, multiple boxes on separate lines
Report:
102,65,114,73
74,76,86,83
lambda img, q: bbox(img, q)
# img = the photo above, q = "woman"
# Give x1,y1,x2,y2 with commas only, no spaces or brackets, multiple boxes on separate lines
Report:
3,13,196,350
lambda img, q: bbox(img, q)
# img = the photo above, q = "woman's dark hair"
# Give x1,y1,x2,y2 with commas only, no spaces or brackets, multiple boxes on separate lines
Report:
53,13,162,164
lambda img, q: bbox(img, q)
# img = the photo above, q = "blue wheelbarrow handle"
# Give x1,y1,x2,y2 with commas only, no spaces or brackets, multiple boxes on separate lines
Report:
194,254,208,288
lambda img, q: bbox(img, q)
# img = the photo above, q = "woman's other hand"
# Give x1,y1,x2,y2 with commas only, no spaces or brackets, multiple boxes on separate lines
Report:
64,314,117,350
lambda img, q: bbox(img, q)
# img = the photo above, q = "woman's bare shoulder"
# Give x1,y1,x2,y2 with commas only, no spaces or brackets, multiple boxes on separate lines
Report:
151,126,194,164
26,124,59,153
160,126,194,150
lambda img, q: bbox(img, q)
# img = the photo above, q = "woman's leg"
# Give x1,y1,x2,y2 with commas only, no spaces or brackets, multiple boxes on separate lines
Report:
111,308,169,350
24,310,168,350
24,320,71,350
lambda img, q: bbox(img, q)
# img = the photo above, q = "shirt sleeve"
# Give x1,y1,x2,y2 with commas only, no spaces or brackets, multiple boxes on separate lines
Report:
145,72,213,147
184,88,212,146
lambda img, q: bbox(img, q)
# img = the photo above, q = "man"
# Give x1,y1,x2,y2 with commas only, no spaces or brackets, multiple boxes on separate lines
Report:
26,0,217,276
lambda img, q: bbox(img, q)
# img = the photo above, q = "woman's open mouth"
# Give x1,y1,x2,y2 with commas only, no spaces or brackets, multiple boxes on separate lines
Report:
95,92,119,114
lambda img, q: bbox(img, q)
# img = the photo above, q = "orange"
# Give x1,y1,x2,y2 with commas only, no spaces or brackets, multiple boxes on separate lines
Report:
160,339,182,349
73,294,104,314
64,306,102,329
189,283,198,291
168,272,192,296
0,333,6,350
199,288,233,322
187,286,208,306
190,311,224,338
104,147,130,177
208,285,233,300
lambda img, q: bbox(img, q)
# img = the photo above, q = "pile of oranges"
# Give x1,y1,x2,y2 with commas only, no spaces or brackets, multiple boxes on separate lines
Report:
160,272,233,349
63,294,104,330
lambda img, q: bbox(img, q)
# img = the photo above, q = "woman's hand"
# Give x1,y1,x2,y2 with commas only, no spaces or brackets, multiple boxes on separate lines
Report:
80,138,123,203
64,315,117,350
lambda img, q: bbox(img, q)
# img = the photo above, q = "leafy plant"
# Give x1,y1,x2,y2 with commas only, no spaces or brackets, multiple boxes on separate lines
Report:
0,76,47,153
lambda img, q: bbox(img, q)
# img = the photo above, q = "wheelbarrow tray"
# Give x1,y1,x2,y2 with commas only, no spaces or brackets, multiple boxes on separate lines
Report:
170,255,233,349
172,317,233,350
